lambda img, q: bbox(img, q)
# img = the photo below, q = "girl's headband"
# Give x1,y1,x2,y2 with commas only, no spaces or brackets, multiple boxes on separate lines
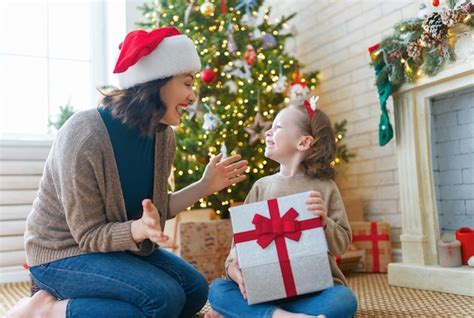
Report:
303,96,319,119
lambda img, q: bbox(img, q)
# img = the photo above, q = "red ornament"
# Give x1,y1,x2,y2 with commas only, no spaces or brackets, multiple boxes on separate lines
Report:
433,0,440,7
389,51,401,61
244,44,257,66
201,66,216,84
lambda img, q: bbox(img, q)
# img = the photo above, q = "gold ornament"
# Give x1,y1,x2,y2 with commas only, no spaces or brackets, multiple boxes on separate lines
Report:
447,28,457,48
200,0,215,17
463,14,472,24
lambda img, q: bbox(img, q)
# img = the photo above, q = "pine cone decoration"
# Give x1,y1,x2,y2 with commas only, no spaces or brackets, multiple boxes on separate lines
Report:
441,10,459,27
423,12,447,39
407,42,423,60
419,32,438,48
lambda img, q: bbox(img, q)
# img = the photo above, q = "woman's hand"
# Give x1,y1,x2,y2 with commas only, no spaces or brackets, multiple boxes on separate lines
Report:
131,199,175,247
306,191,328,227
228,258,247,299
200,153,248,195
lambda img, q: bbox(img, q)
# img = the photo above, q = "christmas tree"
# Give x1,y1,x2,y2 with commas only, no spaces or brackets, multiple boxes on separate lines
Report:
137,0,350,217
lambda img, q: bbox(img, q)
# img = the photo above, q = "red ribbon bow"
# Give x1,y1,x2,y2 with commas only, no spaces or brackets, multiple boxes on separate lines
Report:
253,208,302,248
233,198,322,297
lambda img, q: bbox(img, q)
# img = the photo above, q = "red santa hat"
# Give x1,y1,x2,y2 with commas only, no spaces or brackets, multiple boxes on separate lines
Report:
113,27,201,89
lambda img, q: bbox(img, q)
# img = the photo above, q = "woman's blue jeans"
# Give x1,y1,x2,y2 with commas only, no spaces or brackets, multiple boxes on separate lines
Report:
30,248,209,318
209,278,357,318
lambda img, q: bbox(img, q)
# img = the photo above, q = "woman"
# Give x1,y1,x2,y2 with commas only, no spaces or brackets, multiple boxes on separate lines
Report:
8,26,248,318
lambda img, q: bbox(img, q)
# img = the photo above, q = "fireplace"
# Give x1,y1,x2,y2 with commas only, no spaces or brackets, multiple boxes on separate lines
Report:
387,54,474,296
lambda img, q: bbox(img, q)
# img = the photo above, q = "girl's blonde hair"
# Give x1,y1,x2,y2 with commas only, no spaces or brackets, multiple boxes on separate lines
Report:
291,104,336,180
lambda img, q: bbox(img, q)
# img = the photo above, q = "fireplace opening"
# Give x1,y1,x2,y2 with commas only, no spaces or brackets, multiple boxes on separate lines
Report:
430,86,474,236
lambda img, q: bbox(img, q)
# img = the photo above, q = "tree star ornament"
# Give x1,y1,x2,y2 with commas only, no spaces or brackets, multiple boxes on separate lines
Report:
244,112,272,145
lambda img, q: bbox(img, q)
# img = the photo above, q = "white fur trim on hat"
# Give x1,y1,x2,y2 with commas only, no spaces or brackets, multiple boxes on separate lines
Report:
116,34,201,89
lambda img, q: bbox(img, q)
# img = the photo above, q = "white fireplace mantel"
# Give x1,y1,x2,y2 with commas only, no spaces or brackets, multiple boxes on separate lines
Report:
388,53,474,296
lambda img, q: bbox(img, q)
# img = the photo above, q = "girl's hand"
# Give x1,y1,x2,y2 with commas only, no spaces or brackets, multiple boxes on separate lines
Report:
228,258,247,299
131,199,175,247
200,153,248,195
306,191,328,227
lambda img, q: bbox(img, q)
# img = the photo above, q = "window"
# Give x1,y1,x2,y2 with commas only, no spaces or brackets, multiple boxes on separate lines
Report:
0,1,108,137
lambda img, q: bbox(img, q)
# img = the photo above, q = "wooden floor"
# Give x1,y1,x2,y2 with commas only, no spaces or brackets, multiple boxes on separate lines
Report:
1,273,473,317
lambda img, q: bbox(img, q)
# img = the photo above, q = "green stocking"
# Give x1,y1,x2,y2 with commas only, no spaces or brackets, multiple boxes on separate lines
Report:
374,58,394,146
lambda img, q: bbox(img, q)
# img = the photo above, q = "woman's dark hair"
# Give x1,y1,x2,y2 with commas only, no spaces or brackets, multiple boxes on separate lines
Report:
291,104,337,180
98,77,171,137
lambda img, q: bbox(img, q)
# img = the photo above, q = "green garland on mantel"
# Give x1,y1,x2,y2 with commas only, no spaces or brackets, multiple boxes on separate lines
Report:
369,0,473,146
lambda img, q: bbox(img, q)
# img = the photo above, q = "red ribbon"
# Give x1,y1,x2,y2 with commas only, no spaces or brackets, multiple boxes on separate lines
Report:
303,99,316,119
352,221,389,272
233,198,322,298
447,245,453,256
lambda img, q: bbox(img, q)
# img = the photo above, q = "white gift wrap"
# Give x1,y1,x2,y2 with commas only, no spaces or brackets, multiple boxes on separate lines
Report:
229,191,334,304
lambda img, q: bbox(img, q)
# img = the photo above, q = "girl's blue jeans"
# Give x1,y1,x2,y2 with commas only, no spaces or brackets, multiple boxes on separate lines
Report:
30,248,209,318
209,278,358,318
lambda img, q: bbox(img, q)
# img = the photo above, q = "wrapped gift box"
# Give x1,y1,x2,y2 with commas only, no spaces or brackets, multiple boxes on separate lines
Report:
351,221,392,273
164,208,216,249
229,191,334,305
335,244,364,273
178,219,233,283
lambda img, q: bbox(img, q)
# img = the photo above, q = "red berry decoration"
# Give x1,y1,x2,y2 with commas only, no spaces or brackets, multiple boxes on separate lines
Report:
390,51,401,61
433,0,440,7
201,66,216,84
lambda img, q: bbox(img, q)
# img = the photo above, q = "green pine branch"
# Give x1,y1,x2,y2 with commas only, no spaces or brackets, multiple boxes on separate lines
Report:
49,104,75,131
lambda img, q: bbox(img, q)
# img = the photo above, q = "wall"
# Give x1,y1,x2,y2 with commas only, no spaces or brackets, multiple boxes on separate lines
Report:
0,139,52,282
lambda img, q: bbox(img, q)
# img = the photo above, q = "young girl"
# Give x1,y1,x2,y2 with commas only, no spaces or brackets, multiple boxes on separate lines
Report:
8,27,248,318
206,98,358,318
